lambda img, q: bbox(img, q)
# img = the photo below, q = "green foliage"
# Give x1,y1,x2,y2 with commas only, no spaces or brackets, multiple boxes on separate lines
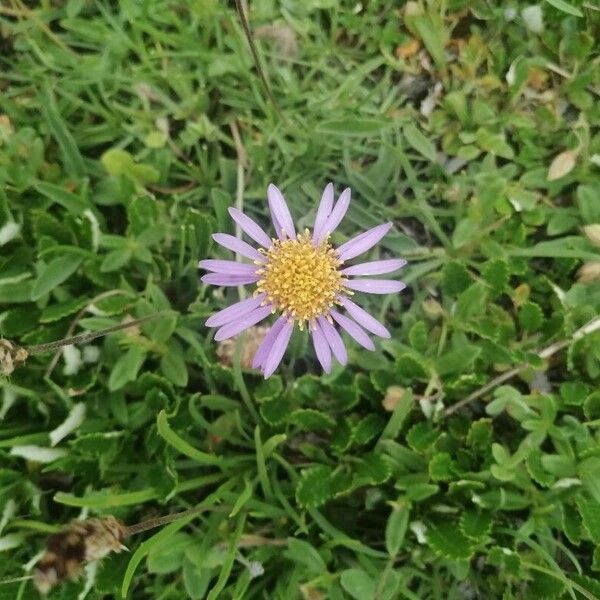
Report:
0,1,599,599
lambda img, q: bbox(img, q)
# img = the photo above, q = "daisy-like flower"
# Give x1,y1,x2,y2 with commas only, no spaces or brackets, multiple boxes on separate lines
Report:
199,184,407,378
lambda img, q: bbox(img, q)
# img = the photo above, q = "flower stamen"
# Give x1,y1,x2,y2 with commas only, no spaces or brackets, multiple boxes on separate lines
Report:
256,230,345,326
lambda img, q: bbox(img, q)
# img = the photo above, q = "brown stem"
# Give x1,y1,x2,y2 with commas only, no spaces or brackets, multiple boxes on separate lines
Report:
443,316,600,417
233,0,284,120
25,313,168,355
124,505,228,537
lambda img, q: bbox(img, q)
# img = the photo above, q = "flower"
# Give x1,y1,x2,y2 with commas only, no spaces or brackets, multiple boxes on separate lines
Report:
199,184,406,377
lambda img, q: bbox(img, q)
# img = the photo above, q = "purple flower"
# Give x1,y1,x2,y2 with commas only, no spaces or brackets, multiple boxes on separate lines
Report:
199,184,407,378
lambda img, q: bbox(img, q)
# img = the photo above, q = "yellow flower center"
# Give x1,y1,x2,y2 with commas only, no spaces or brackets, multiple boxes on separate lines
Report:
256,230,345,325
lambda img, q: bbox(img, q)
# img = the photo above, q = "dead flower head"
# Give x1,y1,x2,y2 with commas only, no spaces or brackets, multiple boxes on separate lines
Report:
0,339,28,376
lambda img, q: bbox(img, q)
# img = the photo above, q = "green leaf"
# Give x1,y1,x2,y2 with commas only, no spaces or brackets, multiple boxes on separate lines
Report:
340,569,377,600
455,282,488,321
452,218,479,248
316,118,391,137
385,500,410,556
519,301,544,332
482,259,509,292
355,453,391,484
577,184,600,223
284,538,326,574
584,392,600,420
577,498,600,543
31,254,83,300
101,249,132,272
160,340,188,387
426,520,474,559
35,182,89,214
560,382,590,406
260,398,292,425
108,346,147,392
352,414,386,445
296,465,334,508
544,0,583,17
289,409,336,432
408,321,427,352
39,296,89,323
460,510,493,540
40,86,86,178
429,453,454,481
442,261,472,296
403,123,437,162
579,457,600,503
122,512,200,598
147,532,193,574
156,410,221,465
406,422,439,452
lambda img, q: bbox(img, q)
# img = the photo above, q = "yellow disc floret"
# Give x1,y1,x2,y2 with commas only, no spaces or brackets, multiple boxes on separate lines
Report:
256,230,345,326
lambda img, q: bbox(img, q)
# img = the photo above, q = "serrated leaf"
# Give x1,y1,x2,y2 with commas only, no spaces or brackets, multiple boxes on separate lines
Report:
406,422,439,452
577,498,600,543
254,376,283,402
460,510,493,540
426,520,474,559
31,254,83,300
442,261,472,296
482,259,509,291
526,450,554,488
289,409,336,432
467,419,493,449
355,453,391,484
519,301,543,332
260,398,292,425
429,452,454,481
352,414,386,445
296,465,333,508
385,500,410,556
39,296,90,323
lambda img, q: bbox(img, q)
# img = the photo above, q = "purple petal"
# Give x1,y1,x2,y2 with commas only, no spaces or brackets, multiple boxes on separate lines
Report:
267,184,296,239
338,296,390,338
317,317,347,365
311,325,332,373
205,293,267,328
201,273,260,287
228,208,272,248
341,258,406,276
252,316,287,369
337,223,393,262
198,260,258,276
212,233,264,262
312,183,334,244
262,320,294,378
346,279,406,294
214,304,273,341
330,309,375,350
314,187,351,245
